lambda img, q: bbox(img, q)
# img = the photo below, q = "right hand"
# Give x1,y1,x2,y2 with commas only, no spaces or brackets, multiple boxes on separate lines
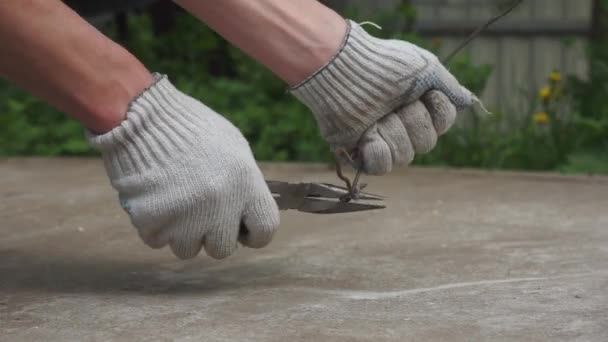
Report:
87,74,280,260
291,20,474,175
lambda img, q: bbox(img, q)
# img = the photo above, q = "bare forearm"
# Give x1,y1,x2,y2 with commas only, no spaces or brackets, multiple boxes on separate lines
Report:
173,0,347,86
0,0,153,133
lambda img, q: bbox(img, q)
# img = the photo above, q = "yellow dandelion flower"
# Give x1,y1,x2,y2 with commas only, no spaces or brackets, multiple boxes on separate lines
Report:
549,71,562,82
533,112,550,124
539,86,551,100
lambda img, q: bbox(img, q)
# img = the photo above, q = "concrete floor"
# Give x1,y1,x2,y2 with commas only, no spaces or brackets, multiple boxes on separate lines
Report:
0,158,607,341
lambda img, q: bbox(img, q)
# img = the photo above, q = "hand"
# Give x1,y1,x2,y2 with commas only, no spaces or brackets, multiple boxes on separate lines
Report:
87,74,280,259
291,20,474,175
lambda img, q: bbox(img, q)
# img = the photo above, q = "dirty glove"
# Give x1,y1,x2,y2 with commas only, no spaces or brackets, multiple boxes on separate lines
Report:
290,20,475,175
87,74,280,260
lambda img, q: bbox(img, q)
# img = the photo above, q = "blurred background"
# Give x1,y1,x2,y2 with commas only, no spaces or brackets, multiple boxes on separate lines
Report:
1,0,607,174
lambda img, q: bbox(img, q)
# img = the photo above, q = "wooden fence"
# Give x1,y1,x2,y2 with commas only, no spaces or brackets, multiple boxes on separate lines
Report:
332,0,593,113
84,0,594,113
415,0,593,113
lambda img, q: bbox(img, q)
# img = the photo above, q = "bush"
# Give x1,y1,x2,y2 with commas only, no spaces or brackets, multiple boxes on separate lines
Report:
0,4,488,162
123,13,332,162
1,1,606,174
0,84,92,156
0,13,329,161
417,67,608,174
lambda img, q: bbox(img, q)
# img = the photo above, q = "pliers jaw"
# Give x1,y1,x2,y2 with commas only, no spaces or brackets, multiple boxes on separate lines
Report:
297,196,386,214
267,181,385,214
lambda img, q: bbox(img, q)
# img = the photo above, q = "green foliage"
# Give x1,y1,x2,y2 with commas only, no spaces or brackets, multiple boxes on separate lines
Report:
446,56,494,95
554,2,608,173
123,14,331,162
406,0,607,174
0,4,491,161
417,65,608,174
0,84,93,156
1,1,606,174
567,35,608,151
415,111,575,171
559,151,608,174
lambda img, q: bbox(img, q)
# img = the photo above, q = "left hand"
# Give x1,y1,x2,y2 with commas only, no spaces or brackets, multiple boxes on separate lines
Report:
87,74,280,260
290,19,475,175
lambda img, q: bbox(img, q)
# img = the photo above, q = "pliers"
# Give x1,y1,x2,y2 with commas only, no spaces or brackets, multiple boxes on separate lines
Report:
266,180,385,214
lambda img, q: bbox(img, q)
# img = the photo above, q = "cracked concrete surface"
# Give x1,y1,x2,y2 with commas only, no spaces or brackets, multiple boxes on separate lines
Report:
1,158,607,341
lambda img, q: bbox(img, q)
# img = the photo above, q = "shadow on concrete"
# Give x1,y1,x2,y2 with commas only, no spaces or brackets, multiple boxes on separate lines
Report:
0,248,292,296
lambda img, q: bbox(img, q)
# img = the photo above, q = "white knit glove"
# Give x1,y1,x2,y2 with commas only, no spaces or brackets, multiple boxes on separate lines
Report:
87,74,280,260
291,20,476,175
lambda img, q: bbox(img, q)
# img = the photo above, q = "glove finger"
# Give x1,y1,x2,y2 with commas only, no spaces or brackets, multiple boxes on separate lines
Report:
120,195,173,250
138,225,172,250
422,90,457,135
169,227,206,260
376,112,415,167
359,125,393,176
433,64,475,111
395,101,437,154
239,189,280,249
201,218,240,260
169,214,240,260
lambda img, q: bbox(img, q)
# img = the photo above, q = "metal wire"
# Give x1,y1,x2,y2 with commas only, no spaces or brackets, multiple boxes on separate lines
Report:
334,148,365,202
333,0,525,197
442,0,524,64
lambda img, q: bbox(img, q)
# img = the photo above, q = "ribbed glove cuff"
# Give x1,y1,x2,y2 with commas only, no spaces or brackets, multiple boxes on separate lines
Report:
289,19,449,147
86,73,199,179
290,20,428,145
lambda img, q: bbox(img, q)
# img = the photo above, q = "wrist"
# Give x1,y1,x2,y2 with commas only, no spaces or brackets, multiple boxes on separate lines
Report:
81,50,154,134
276,15,348,86
175,0,347,87
0,0,154,134
87,74,194,177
